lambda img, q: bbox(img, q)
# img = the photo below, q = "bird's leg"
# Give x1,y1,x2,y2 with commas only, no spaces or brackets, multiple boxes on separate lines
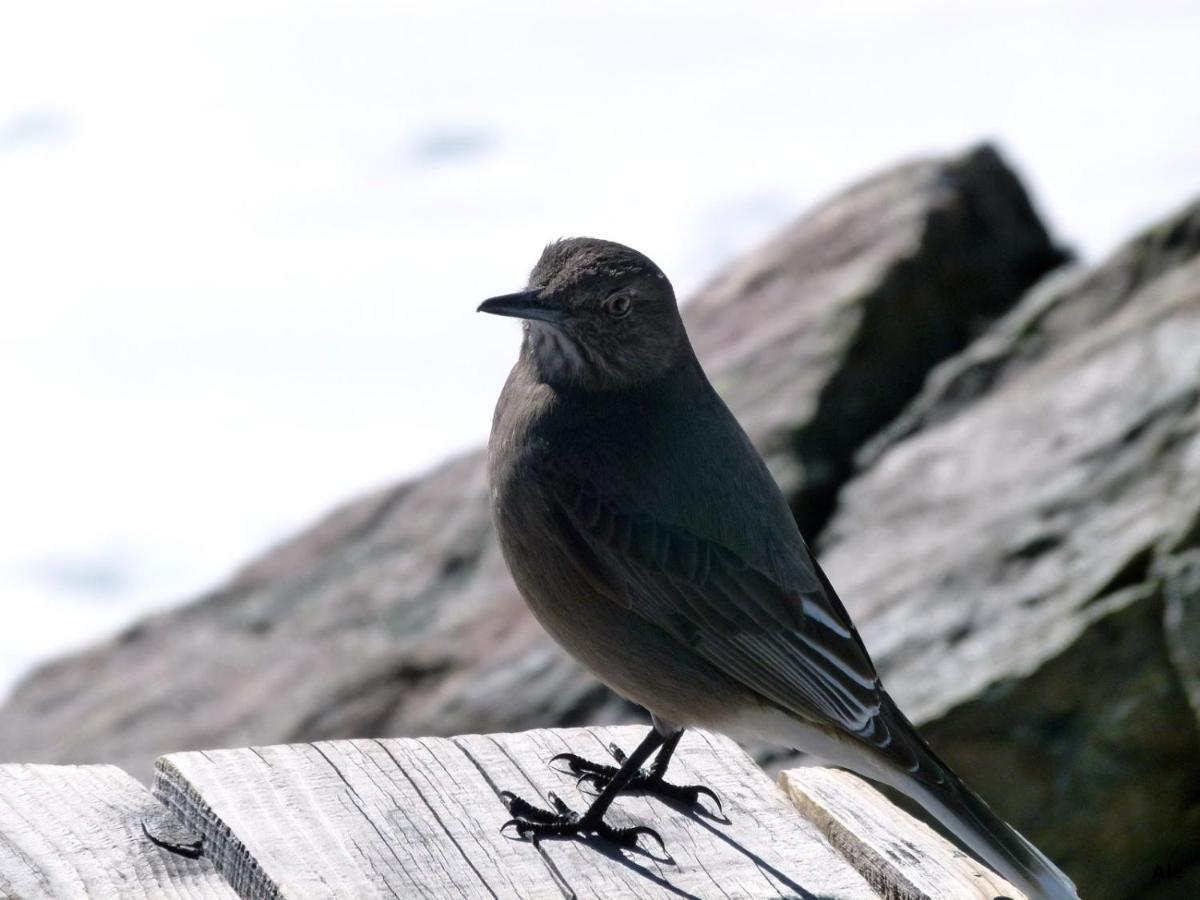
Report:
501,727,668,852
550,728,723,816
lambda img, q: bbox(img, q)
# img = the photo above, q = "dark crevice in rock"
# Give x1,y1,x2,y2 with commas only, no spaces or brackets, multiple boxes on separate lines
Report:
1166,504,1200,555
1086,544,1157,607
1103,388,1200,459
1005,533,1064,561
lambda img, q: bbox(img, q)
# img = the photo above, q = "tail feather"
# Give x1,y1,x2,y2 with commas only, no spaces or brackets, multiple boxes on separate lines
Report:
900,745,1077,900
867,699,1078,900
731,701,1079,899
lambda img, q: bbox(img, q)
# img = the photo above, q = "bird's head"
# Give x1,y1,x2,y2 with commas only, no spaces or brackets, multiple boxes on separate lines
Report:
478,238,689,390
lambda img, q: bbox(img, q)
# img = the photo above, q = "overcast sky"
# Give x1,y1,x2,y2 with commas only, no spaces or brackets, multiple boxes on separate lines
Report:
1,0,1198,696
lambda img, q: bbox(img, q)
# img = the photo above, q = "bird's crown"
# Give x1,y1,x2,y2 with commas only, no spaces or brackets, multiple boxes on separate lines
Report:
530,238,666,296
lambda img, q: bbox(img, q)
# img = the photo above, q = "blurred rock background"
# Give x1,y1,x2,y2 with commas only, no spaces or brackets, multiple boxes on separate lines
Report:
3,144,1198,899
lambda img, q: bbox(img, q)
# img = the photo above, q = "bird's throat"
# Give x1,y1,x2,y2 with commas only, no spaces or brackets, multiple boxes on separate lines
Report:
526,322,593,387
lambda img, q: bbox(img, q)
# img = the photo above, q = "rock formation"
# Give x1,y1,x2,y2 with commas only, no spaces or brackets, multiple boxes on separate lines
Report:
815,197,1200,899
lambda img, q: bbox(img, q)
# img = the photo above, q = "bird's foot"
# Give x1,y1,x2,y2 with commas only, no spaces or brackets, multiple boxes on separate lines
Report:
499,790,665,852
550,743,723,816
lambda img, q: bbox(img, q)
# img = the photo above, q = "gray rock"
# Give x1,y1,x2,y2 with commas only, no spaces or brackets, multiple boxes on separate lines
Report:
812,198,1200,899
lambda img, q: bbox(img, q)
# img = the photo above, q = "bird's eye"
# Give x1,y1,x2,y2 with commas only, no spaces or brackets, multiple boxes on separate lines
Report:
605,293,632,319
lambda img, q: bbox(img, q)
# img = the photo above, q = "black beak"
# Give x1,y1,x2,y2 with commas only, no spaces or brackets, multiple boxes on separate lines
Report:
477,289,566,324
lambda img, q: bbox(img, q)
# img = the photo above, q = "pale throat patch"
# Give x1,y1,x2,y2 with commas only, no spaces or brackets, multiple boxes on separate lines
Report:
528,322,590,383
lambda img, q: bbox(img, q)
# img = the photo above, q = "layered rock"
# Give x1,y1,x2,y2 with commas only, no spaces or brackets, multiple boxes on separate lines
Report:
813,198,1200,898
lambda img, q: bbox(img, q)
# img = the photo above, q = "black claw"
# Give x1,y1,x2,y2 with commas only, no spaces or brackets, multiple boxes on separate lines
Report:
496,790,670,858
613,824,665,851
545,750,725,818
550,752,621,781
691,784,724,816
499,792,564,824
548,752,580,775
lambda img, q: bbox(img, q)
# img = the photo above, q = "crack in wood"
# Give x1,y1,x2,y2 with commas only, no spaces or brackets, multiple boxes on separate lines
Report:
374,738,501,900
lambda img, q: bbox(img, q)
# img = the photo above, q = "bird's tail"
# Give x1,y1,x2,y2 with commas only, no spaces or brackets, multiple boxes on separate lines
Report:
894,742,1077,899
863,699,1077,900
743,700,1078,899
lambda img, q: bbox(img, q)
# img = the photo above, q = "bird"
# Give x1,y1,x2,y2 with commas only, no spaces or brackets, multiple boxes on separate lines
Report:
479,237,1078,900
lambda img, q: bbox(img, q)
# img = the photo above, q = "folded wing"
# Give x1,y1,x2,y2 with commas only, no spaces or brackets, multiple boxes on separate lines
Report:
549,468,940,774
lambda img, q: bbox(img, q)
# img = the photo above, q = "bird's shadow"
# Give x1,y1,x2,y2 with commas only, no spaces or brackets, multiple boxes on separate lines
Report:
521,831,699,900
674,800,818,900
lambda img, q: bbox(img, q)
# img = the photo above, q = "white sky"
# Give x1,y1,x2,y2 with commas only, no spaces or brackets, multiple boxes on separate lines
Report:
1,0,1198,696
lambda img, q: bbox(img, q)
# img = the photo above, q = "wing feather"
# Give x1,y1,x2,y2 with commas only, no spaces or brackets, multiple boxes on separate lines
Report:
547,468,893,747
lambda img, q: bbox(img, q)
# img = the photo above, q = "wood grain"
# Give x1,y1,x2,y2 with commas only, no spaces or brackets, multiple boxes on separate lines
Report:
0,763,235,900
154,726,880,899
778,767,1024,900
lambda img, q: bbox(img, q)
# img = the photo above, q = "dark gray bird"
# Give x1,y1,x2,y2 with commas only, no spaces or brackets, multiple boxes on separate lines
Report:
480,237,1077,900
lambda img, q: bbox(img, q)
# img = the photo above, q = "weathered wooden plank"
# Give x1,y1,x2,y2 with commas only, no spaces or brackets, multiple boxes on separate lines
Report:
0,763,236,900
778,767,1024,900
155,726,881,899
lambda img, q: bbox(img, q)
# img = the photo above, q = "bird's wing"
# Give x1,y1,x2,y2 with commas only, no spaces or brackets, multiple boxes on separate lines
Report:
546,466,914,752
